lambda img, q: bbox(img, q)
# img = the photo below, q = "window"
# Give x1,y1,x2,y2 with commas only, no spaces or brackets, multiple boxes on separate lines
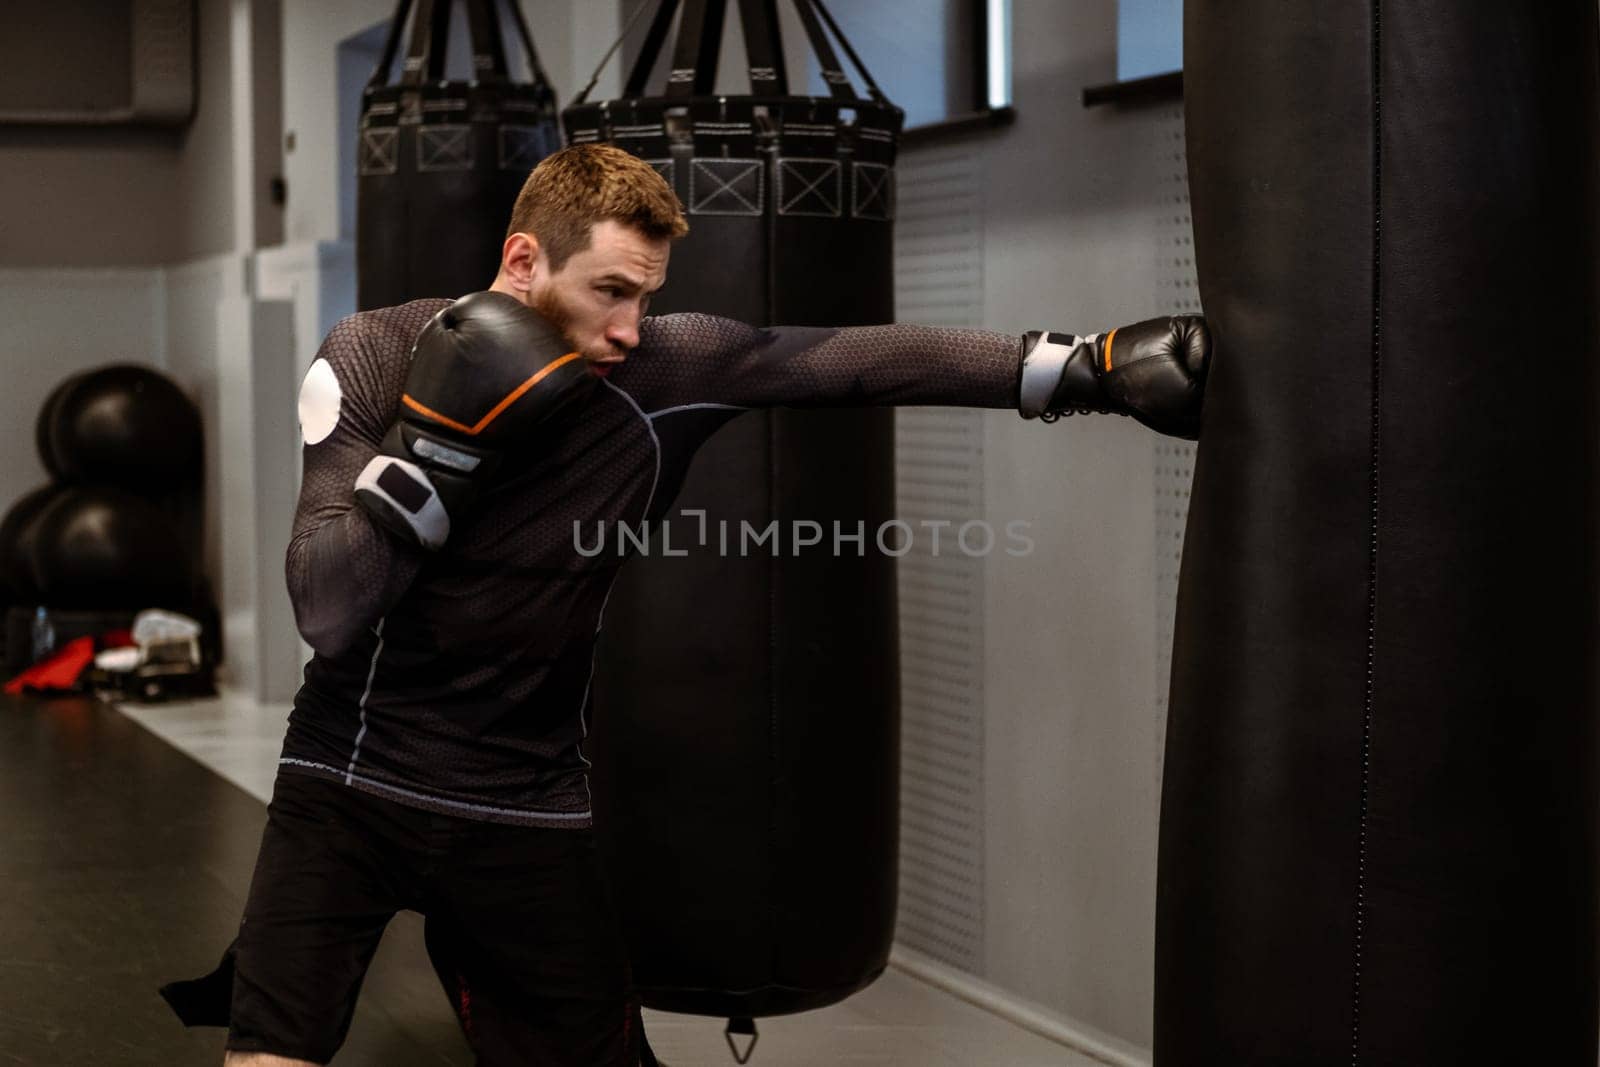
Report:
1118,0,1181,81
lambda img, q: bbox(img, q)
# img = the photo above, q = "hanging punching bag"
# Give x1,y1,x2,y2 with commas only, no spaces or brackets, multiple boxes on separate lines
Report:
357,0,559,310
563,0,904,1026
1159,3,1600,1063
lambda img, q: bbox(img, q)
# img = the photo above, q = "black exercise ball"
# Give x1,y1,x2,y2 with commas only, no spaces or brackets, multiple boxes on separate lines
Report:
28,487,192,610
35,373,82,480
0,485,68,601
48,365,202,490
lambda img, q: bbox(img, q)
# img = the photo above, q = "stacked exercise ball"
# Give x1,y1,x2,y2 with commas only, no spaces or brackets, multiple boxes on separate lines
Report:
0,365,203,627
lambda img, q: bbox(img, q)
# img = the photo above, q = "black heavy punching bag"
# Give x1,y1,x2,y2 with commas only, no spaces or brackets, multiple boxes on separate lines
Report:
563,0,904,1027
1159,4,1600,1063
357,0,559,310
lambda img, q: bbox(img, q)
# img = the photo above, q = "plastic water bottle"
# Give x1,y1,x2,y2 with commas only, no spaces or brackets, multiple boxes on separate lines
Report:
31,606,55,663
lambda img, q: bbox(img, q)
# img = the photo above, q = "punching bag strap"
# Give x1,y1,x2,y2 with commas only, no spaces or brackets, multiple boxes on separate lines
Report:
462,0,510,83
570,0,677,107
791,0,856,102
737,0,789,95
623,0,684,99
397,0,450,86
368,0,416,90
502,0,554,92
666,0,726,98
423,0,456,82
808,0,891,106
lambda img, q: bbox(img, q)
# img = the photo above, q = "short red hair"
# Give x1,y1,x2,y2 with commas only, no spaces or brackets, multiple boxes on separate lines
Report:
505,144,689,269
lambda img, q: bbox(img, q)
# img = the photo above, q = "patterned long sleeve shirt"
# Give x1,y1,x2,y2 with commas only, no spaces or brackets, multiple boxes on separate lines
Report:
281,299,1021,827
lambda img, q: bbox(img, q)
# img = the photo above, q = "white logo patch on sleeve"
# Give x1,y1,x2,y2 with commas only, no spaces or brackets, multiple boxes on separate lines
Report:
298,358,343,445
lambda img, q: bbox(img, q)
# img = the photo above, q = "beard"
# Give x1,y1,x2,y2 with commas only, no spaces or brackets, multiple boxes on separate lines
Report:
530,286,622,364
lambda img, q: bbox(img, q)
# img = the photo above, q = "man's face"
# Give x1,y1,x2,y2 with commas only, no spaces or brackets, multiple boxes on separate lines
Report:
528,219,670,379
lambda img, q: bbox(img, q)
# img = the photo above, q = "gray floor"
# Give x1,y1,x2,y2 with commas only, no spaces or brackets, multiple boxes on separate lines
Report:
87,692,1142,1067
0,694,466,1066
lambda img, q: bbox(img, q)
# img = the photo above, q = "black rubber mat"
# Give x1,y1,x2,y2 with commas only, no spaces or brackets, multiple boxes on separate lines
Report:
0,694,471,1065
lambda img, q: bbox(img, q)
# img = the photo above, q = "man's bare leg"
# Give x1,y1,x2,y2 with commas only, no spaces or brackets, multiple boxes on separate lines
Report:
223,1053,319,1066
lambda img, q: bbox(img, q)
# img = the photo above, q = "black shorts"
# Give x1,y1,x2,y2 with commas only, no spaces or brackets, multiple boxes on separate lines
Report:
228,771,651,1065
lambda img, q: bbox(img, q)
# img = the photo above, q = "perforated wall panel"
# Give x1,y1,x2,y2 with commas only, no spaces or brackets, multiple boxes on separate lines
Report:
891,146,988,972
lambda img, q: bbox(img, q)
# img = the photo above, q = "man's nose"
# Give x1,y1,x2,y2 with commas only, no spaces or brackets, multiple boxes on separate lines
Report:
606,310,641,352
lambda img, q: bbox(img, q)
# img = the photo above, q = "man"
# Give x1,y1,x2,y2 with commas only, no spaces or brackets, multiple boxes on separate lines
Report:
168,143,1209,1065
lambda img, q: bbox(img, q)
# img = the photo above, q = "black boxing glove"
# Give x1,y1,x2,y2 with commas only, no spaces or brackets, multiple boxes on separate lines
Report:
1017,315,1210,440
355,291,592,550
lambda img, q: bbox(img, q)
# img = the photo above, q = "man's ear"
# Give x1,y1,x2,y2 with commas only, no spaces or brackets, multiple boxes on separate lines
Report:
500,232,541,293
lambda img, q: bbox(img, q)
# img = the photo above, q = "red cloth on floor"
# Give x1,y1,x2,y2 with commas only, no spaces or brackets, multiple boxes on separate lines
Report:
5,636,98,694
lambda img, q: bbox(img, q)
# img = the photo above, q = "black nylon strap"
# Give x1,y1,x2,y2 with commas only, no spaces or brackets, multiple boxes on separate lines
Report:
368,0,415,89
624,0,684,99
736,0,787,94
399,0,434,86
809,0,888,104
666,0,726,98
423,0,455,81
580,0,891,108
398,0,449,85
463,0,509,82
503,0,553,88
791,0,856,101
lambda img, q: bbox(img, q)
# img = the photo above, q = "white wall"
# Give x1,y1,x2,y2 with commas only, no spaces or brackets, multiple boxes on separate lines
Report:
0,128,185,267
278,0,394,247
172,0,242,260
962,0,1179,1049
0,0,239,268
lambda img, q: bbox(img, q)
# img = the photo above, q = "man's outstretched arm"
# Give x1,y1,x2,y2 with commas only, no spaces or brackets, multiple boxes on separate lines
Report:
626,314,1210,437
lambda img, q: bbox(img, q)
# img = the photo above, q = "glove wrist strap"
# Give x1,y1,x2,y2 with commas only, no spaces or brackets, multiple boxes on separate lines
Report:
355,455,452,550
1018,330,1082,418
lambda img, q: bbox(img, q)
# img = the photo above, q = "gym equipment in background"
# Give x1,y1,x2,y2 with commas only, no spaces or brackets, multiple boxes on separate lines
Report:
3,364,216,692
27,488,191,610
357,0,560,310
46,364,202,489
0,484,66,602
1160,3,1600,1061
565,0,904,1049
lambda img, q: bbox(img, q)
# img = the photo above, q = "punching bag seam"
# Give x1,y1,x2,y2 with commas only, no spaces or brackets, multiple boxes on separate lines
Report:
1351,1,1384,1062
765,408,782,990
762,140,783,993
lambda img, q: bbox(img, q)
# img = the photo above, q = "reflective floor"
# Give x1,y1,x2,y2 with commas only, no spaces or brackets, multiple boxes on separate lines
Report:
2,692,1128,1066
